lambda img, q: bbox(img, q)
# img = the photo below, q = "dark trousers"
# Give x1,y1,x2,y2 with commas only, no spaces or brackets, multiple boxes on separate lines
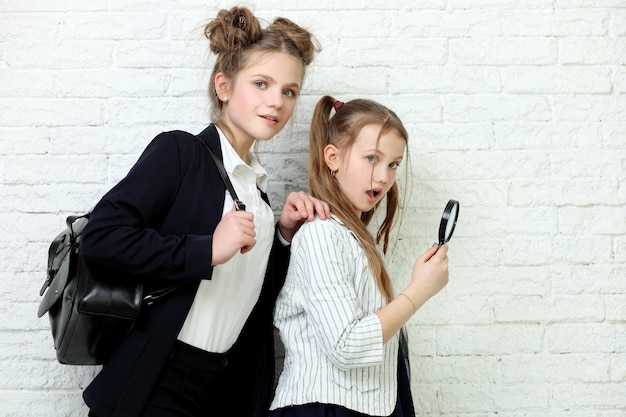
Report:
270,402,404,417
90,340,245,417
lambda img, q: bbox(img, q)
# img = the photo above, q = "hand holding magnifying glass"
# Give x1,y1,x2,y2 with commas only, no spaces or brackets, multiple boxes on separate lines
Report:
438,199,460,248
402,199,458,312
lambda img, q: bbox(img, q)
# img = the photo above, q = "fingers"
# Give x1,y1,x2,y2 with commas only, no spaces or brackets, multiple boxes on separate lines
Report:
286,191,331,222
419,244,440,263
232,215,256,240
212,209,256,265
240,244,254,255
292,191,315,222
419,243,449,263
435,244,449,258
234,210,257,254
410,243,450,295
305,198,331,221
310,195,331,220
224,207,254,227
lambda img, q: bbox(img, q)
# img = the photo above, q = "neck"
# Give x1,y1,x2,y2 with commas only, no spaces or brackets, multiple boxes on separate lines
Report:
230,138,254,164
214,121,254,163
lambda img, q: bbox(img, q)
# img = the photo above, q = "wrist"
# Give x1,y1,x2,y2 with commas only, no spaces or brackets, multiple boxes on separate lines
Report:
401,285,429,311
277,226,291,246
397,292,417,314
277,223,293,244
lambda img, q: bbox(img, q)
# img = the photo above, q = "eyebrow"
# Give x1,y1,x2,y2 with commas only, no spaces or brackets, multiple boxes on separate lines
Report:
365,148,404,160
251,73,301,90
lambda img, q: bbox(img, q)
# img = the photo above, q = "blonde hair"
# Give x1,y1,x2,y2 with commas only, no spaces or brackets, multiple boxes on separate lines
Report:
309,96,409,302
204,7,320,121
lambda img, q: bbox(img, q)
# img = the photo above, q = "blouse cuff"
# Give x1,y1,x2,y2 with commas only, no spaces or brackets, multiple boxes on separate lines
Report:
276,225,291,246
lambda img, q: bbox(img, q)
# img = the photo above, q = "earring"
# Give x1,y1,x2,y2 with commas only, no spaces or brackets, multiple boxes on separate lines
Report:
330,169,336,177
223,97,228,102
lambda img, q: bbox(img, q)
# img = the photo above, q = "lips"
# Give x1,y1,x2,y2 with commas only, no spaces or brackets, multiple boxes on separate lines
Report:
260,114,279,124
366,188,382,203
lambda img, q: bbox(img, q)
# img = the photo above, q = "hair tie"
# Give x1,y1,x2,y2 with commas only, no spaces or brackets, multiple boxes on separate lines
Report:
333,100,344,112
236,15,247,30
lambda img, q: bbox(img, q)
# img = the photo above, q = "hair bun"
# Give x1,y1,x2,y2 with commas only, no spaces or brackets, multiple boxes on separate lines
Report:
204,7,262,55
267,17,320,65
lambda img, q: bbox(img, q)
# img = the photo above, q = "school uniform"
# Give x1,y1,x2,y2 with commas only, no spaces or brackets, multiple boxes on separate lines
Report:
81,124,289,417
271,216,415,417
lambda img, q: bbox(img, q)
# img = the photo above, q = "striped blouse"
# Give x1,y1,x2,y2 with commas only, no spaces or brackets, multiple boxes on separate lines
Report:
271,215,399,416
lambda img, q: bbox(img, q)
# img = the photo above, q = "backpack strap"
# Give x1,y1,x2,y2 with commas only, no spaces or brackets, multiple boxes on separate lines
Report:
195,135,246,212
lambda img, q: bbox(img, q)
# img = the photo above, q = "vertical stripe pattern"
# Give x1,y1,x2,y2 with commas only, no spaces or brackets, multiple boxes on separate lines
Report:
271,216,398,416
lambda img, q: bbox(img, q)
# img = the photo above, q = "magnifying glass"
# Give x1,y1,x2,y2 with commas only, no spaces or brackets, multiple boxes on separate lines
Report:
438,199,460,247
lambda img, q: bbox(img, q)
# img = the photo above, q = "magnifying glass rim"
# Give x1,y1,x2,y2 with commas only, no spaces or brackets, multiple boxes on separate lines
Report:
439,199,460,245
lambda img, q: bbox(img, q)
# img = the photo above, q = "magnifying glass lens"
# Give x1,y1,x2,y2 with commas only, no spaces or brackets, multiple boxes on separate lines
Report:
438,199,460,246
445,205,458,241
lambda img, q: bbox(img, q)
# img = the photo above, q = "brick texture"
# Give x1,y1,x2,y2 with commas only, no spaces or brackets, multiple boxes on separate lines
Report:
1,1,624,416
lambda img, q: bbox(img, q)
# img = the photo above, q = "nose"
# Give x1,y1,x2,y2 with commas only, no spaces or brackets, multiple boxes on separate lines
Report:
267,88,284,110
373,164,390,185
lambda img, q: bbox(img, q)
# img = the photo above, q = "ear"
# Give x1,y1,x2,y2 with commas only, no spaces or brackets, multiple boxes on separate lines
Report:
323,144,340,172
214,72,231,100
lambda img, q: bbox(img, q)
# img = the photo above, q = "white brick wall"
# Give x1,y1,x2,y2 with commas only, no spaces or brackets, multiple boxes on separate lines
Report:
1,1,624,416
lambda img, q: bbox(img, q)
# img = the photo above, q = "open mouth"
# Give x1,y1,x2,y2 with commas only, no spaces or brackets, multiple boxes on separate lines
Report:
261,114,278,123
367,189,382,199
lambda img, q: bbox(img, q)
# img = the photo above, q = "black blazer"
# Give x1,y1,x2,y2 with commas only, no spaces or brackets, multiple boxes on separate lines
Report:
80,125,289,417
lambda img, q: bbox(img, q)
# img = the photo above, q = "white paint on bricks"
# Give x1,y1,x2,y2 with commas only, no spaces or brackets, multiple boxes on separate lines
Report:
1,1,624,416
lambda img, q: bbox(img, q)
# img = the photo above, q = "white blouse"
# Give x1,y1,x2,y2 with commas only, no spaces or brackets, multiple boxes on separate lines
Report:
177,127,275,353
271,215,399,416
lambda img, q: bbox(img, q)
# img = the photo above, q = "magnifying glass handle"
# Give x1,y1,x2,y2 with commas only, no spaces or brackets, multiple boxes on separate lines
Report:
436,242,445,254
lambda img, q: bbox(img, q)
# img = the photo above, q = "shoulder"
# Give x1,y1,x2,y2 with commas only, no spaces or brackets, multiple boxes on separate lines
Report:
296,215,347,237
293,216,358,251
148,130,199,152
136,129,213,167
288,217,360,280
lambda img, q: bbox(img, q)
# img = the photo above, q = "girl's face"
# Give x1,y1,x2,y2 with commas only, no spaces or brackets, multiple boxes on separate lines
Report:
217,51,302,153
326,124,406,216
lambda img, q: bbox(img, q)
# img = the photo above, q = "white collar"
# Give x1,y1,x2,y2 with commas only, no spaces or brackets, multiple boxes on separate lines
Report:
214,126,268,193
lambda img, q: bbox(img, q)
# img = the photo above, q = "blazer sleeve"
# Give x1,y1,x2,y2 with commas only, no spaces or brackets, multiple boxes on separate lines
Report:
267,226,291,300
80,131,215,281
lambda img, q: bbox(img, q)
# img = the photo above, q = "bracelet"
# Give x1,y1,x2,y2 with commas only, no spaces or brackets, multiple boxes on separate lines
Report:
398,292,417,314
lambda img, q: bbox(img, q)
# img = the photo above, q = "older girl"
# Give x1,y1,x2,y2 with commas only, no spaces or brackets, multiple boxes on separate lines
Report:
81,7,327,417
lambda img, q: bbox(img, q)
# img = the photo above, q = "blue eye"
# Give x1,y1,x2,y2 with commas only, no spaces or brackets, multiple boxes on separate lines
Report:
283,89,296,97
390,162,400,169
255,81,266,89
367,155,376,163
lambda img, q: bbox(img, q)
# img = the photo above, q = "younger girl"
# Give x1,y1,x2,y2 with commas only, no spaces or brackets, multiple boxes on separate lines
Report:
80,7,327,417
271,96,450,416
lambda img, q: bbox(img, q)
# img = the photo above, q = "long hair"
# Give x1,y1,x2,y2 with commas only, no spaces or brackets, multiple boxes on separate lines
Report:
204,7,320,121
309,96,409,302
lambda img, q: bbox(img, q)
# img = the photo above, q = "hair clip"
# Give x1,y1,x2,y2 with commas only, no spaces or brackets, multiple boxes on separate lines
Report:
333,100,344,112
236,15,247,30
